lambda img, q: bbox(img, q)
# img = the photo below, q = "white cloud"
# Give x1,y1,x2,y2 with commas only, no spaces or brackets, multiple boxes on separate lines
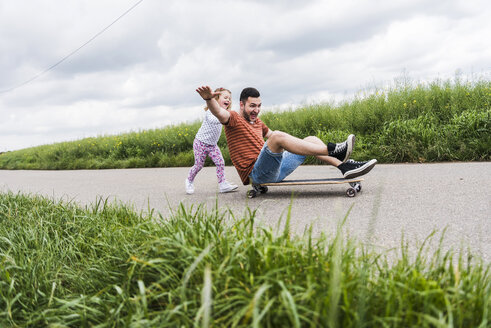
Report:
1,0,490,151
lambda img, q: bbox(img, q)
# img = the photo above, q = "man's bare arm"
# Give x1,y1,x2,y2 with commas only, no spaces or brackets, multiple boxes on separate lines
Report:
196,86,230,124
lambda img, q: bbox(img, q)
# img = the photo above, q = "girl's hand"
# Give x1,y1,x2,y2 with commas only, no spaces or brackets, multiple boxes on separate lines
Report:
196,85,230,124
196,86,219,100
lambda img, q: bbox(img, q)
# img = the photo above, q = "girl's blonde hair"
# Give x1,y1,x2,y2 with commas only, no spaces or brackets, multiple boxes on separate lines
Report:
204,87,232,111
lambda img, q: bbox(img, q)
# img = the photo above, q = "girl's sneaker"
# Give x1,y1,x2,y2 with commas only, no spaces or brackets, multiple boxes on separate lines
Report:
185,178,195,194
219,181,238,193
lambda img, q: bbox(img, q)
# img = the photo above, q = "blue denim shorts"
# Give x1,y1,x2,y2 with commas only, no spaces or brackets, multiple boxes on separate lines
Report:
249,142,306,184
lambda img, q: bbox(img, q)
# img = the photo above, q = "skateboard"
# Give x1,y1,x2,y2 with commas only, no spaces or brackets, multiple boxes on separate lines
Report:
247,178,363,198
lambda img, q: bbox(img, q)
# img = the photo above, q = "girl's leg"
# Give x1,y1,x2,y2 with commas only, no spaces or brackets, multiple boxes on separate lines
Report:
208,145,226,183
187,139,207,182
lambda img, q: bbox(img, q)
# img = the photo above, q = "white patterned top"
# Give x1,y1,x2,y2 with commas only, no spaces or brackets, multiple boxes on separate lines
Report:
195,110,223,145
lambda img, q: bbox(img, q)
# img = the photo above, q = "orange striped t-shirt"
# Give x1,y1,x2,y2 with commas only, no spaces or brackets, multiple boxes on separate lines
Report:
224,111,269,185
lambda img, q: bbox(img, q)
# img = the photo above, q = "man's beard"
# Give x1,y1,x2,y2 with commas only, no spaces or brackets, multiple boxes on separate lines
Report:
243,111,256,123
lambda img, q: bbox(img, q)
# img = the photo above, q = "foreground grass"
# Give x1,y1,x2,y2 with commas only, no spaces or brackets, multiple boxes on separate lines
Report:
0,78,490,169
0,192,489,327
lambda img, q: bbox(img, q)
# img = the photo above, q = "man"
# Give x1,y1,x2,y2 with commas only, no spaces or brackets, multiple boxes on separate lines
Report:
196,85,377,186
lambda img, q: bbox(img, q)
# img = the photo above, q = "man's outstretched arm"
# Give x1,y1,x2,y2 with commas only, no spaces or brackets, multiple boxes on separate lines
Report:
196,86,230,124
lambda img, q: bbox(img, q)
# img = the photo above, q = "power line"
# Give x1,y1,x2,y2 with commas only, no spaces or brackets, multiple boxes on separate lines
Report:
0,0,145,94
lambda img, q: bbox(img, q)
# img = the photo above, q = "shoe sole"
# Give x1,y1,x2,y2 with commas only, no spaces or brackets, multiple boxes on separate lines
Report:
220,186,238,193
342,134,355,162
343,159,377,179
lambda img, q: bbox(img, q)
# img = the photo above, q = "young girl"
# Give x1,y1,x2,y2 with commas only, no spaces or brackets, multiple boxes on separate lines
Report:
185,87,238,194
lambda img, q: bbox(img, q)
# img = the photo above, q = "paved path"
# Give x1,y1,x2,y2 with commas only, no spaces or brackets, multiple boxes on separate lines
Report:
1,163,490,262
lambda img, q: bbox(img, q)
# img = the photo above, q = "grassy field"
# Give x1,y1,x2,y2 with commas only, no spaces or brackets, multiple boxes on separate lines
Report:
1,79,489,326
0,78,490,169
0,192,489,327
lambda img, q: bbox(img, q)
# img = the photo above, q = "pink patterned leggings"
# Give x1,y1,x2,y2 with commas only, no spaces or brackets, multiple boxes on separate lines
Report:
187,139,225,183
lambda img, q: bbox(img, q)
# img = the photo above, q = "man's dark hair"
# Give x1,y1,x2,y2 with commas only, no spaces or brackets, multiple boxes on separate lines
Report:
240,87,260,103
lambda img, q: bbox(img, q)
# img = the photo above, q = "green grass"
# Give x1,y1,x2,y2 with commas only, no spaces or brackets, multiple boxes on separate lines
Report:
0,78,490,169
260,78,491,164
0,192,489,327
0,122,208,170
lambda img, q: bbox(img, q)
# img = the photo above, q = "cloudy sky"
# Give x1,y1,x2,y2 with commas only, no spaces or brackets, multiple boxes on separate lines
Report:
1,0,490,152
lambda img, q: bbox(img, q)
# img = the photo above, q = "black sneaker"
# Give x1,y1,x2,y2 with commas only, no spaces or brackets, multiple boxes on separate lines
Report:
338,159,377,179
328,134,355,163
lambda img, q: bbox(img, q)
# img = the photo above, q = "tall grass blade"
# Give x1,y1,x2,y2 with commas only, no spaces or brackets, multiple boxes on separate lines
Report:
195,264,212,328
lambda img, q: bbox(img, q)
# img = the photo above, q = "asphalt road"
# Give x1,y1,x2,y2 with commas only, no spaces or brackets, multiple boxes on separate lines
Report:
1,162,490,263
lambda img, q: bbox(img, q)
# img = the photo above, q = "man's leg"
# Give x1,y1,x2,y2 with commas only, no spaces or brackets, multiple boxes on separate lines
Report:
249,144,283,184
302,136,342,166
299,135,378,178
267,131,377,179
277,151,306,181
266,131,330,157
267,131,342,166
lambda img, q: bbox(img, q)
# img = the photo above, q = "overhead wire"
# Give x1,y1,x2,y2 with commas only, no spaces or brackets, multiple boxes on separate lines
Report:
0,0,145,94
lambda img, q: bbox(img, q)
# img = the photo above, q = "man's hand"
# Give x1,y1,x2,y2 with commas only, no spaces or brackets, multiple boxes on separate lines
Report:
196,86,219,101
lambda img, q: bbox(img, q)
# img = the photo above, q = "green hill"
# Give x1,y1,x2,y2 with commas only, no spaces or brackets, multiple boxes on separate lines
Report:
1,79,489,170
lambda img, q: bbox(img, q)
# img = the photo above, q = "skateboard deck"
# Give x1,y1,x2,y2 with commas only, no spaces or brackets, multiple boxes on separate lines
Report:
247,178,363,198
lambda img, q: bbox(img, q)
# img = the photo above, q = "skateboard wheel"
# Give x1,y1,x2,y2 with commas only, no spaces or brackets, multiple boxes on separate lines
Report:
259,186,268,194
247,190,257,198
346,188,356,197
349,182,362,193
